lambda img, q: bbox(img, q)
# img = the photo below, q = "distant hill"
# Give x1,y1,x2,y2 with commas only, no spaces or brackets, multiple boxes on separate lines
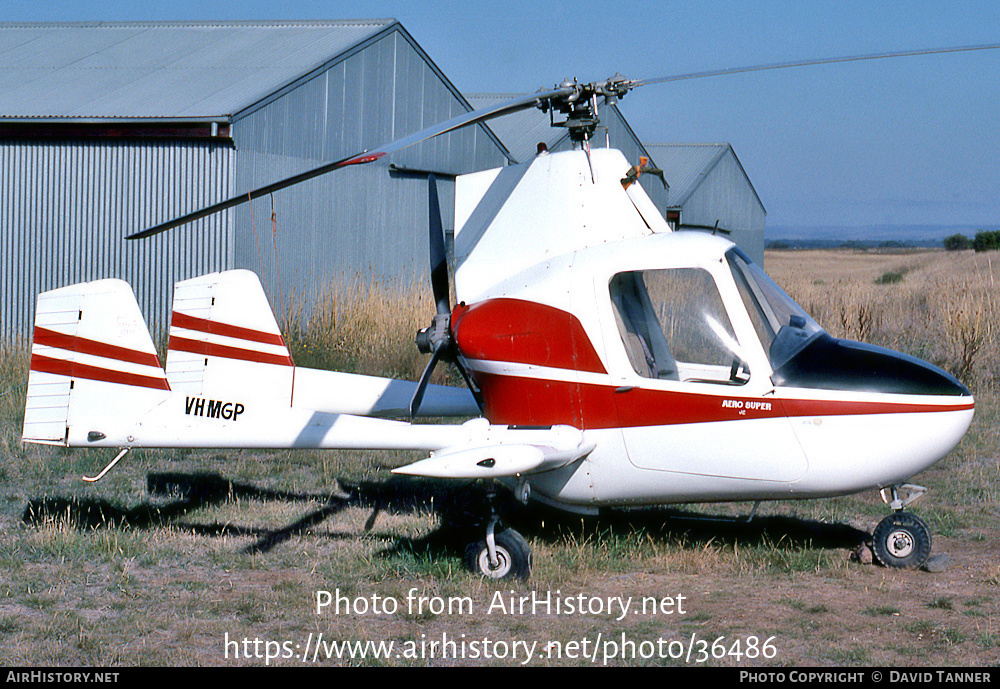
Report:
766,224,1000,249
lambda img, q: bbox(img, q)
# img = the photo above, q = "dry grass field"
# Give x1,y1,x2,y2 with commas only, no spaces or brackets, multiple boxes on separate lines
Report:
767,249,999,391
0,248,997,667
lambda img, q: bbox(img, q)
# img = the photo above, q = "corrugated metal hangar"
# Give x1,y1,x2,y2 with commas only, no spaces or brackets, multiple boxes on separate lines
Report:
647,143,766,263
0,19,766,340
0,19,509,338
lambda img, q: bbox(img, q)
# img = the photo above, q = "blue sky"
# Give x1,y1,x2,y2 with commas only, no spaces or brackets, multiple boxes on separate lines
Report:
2,0,998,231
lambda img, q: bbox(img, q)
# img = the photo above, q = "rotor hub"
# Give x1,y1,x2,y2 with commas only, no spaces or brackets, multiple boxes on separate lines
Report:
536,75,638,142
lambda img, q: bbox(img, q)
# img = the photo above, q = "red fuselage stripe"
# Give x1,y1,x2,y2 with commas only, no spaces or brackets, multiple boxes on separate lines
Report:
169,335,294,367
474,372,973,429
33,326,162,368
31,353,170,390
171,311,287,348
778,397,973,418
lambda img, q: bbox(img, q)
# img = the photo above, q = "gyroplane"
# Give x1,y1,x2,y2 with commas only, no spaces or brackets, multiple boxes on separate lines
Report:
22,45,992,579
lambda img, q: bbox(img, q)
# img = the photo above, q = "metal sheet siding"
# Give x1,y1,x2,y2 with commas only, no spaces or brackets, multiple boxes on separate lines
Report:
651,144,729,207
230,29,508,311
674,149,767,264
2,21,507,342
1,139,234,339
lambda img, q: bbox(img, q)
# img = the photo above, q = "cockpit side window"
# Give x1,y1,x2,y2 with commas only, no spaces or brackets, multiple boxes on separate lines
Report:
611,272,679,379
610,269,749,385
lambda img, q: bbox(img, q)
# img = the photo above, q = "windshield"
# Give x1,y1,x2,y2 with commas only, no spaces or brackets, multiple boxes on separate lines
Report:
726,248,824,371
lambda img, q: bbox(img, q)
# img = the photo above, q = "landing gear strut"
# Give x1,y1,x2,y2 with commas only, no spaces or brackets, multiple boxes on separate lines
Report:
462,490,532,580
870,484,932,569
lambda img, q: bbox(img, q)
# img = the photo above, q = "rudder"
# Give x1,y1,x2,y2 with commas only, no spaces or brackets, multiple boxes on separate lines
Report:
23,279,169,445
165,270,294,404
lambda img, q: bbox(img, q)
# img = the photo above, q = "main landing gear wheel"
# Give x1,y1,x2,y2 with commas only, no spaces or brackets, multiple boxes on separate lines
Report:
871,512,932,569
464,528,532,581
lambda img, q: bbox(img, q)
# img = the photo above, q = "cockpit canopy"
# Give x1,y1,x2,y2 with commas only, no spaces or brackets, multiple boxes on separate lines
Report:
726,247,823,371
606,241,969,397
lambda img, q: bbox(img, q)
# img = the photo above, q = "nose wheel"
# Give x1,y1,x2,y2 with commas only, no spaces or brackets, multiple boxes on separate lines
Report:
870,511,932,569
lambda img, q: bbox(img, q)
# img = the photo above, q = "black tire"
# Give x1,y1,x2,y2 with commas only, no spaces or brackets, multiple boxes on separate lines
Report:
871,512,932,569
464,528,532,580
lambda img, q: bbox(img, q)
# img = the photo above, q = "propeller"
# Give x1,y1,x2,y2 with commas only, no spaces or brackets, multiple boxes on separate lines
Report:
409,174,482,418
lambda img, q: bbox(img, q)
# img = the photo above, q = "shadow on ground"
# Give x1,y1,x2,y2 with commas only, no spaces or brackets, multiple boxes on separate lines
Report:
22,471,871,562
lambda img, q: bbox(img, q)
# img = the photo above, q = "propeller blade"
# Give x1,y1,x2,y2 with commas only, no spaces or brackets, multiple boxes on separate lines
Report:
127,87,576,240
633,43,1000,89
427,174,450,317
409,344,444,419
453,354,484,413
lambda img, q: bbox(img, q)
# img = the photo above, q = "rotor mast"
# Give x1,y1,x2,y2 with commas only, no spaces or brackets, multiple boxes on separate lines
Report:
536,75,636,146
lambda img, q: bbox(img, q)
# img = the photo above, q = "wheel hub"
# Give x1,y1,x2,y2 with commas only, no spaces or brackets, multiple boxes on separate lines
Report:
886,529,915,558
477,547,512,579
870,511,931,569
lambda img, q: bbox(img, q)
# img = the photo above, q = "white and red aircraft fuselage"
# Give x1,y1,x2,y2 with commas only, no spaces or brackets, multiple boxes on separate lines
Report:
22,147,973,574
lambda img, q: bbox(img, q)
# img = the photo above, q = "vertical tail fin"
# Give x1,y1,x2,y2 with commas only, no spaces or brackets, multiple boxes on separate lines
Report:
165,270,294,404
23,279,169,445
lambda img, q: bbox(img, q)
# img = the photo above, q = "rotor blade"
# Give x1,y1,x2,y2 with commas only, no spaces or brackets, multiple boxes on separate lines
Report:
409,345,444,419
126,151,385,240
633,43,1000,88
127,87,575,240
427,174,450,317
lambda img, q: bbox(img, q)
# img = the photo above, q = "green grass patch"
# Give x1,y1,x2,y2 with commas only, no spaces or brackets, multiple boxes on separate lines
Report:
874,269,906,284
864,605,900,617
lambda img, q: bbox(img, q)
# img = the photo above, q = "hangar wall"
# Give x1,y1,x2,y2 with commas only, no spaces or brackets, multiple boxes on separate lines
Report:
0,21,508,340
231,28,508,312
0,139,233,338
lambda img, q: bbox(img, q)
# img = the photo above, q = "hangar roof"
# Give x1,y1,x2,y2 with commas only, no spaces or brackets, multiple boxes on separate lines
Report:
0,19,398,121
